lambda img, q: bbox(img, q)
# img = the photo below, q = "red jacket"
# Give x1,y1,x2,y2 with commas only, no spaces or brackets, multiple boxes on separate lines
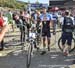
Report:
0,17,4,27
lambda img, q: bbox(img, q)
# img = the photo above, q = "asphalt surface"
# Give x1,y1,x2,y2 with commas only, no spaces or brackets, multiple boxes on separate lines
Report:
0,27,75,68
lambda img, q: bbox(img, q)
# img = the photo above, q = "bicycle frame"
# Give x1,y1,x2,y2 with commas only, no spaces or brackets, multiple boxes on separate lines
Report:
26,32,36,68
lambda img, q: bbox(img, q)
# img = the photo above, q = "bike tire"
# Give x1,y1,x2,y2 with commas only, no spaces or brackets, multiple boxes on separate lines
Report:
26,44,32,68
58,37,75,53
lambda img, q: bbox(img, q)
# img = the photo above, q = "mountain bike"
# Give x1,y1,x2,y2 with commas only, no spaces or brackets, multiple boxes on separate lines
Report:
26,30,37,68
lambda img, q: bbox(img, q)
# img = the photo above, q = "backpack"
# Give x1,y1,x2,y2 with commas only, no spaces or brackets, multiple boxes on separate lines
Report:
62,17,74,33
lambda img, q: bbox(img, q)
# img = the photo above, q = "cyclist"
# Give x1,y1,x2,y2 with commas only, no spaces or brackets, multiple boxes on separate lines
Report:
32,10,41,43
35,10,41,33
60,11,75,56
13,13,25,44
40,7,53,55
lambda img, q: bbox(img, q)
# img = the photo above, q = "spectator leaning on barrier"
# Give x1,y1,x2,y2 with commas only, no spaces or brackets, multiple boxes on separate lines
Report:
13,13,25,44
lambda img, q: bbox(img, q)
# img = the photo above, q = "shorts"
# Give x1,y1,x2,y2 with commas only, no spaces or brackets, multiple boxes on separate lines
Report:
42,28,51,37
26,23,31,29
61,33,73,46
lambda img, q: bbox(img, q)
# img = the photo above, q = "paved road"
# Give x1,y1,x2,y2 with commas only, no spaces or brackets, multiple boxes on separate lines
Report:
0,27,75,68
0,48,75,68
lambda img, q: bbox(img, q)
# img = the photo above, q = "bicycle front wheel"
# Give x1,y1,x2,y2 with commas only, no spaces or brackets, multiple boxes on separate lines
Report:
26,44,33,68
58,37,75,53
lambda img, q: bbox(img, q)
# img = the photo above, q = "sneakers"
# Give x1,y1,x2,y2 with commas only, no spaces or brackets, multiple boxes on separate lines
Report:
63,48,69,56
40,51,46,55
0,48,3,51
63,51,68,56
40,47,46,55
48,46,50,51
63,46,71,56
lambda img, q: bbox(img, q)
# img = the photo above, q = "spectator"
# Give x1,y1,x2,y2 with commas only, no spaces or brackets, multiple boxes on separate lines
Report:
0,12,8,50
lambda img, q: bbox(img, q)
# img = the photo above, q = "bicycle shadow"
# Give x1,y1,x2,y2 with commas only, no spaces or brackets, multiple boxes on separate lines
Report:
30,49,75,68
0,47,75,68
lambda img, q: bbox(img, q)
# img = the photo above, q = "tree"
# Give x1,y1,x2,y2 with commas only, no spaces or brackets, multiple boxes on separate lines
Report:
0,0,27,9
36,0,39,4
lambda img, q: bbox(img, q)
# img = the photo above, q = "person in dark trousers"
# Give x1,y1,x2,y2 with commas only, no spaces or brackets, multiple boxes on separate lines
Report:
13,13,25,44
20,11,26,42
24,10,31,40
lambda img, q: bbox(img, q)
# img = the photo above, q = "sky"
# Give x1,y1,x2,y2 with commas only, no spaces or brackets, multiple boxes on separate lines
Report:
18,0,49,4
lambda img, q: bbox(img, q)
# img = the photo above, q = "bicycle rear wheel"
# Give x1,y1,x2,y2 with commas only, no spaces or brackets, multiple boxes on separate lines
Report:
58,37,75,52
26,44,33,68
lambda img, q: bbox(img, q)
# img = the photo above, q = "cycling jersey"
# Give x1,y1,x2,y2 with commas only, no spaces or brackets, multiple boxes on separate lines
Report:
52,14,58,21
40,13,53,37
40,13,53,30
40,13,52,21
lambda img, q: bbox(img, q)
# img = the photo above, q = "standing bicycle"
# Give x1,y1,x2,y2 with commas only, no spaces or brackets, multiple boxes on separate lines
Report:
26,21,39,68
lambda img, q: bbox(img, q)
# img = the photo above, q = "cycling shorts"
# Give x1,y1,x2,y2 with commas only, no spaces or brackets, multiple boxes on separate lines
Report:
42,28,51,37
61,32,73,46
